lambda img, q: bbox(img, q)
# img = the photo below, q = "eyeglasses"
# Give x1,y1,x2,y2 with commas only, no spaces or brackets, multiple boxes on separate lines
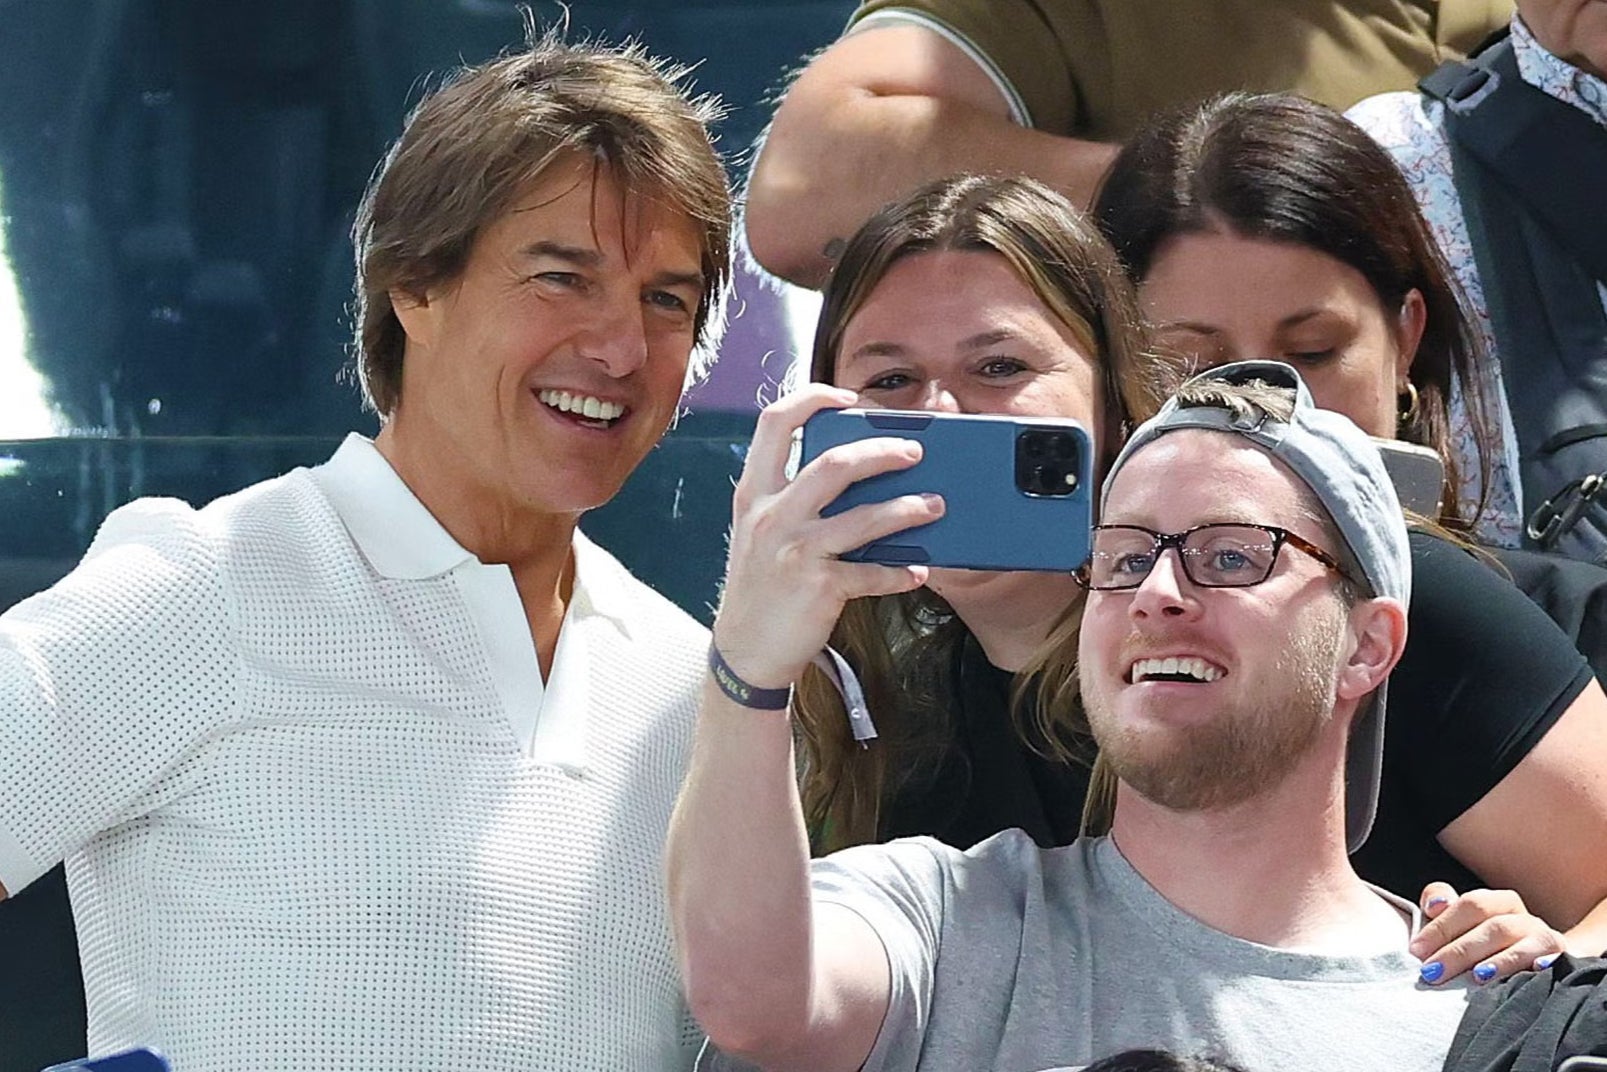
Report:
1080,523,1350,591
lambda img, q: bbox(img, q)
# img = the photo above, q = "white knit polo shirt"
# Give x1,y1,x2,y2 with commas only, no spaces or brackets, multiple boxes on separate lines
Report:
0,434,708,1071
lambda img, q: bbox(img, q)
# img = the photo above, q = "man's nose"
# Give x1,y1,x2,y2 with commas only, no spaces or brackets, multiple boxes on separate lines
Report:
579,293,650,377
1128,548,1199,620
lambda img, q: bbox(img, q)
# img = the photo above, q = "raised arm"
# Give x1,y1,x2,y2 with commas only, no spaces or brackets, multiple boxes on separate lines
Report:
666,384,942,1071
744,22,1117,289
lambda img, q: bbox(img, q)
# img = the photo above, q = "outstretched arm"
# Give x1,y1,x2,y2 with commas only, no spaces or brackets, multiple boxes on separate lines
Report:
666,385,942,1071
744,22,1117,289
1415,681,1607,979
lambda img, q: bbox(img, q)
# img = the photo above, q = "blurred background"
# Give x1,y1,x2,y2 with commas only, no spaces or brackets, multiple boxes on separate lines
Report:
0,2,852,1066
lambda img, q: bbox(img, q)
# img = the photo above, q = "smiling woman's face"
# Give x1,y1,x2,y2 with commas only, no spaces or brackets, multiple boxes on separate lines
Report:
1137,228,1425,439
832,248,1104,439
831,246,1105,644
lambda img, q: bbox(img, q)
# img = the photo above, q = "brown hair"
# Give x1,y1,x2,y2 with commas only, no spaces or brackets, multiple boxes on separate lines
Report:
796,174,1179,852
1092,91,1496,533
352,22,732,417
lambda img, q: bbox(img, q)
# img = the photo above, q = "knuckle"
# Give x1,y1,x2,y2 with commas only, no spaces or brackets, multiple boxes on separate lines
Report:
1489,915,1533,944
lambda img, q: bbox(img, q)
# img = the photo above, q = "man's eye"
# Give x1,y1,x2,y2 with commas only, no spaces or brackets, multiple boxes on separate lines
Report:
534,271,583,288
1111,552,1155,576
1210,549,1253,571
647,290,691,313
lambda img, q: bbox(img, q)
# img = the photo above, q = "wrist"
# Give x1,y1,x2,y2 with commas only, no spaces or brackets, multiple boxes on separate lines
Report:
707,642,793,710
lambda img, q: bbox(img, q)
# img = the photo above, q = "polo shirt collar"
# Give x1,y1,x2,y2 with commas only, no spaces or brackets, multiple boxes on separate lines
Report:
571,528,639,642
316,435,642,641
314,433,476,580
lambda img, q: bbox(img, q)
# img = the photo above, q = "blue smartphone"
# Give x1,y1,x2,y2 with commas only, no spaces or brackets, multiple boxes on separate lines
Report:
800,408,1093,571
42,1049,170,1072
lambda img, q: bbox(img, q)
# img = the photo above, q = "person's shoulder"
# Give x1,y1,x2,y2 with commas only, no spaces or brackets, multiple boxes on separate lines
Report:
1404,531,1589,672
1408,530,1530,595
1405,531,1530,621
82,467,310,574
1346,89,1448,163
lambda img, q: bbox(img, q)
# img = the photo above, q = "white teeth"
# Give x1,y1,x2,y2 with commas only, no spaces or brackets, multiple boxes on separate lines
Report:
1130,656,1223,683
538,389,624,421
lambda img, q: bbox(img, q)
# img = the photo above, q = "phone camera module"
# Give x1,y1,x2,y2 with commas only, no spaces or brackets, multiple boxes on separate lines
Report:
1015,429,1080,497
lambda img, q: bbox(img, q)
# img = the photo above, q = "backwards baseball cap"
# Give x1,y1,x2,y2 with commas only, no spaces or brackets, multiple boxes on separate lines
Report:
1101,360,1411,853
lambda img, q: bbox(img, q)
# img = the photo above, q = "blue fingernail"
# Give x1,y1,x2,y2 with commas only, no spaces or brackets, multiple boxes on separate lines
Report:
1536,954,1558,970
1425,895,1449,910
1474,963,1497,983
1420,962,1445,983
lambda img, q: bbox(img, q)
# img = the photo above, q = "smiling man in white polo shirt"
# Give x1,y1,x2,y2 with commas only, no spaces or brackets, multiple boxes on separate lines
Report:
0,28,731,1072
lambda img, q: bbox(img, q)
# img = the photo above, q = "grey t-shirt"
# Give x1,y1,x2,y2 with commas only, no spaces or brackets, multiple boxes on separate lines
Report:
700,832,1471,1072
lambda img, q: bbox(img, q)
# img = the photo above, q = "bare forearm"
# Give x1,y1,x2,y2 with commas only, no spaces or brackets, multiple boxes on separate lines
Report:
744,26,1118,289
1563,896,1607,957
667,678,818,1054
748,97,1114,288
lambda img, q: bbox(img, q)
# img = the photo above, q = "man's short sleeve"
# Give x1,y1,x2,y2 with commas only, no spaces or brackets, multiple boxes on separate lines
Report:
809,838,955,1071
848,0,1086,135
0,498,238,893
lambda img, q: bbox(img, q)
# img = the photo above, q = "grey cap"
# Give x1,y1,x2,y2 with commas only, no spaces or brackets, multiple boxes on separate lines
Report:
1102,360,1411,853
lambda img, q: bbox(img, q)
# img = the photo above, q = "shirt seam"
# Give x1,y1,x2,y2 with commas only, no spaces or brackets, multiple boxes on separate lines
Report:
850,9,1032,127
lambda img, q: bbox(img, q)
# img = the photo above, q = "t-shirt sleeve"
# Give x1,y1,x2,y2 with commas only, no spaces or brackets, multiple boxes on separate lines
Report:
847,0,1083,134
812,839,951,1072
1386,532,1592,831
0,498,238,893
694,837,952,1072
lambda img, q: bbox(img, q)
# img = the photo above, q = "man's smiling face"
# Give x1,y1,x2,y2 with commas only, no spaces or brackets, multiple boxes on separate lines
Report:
387,151,705,521
1078,430,1354,812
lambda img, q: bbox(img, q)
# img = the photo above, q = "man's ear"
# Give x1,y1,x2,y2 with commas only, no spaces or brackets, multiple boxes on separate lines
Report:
1335,597,1408,704
391,288,439,350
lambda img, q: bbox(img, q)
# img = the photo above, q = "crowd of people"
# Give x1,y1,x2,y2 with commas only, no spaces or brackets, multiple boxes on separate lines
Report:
1,1,1605,1070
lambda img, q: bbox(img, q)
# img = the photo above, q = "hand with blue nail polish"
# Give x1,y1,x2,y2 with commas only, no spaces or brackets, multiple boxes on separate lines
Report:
1409,882,1567,985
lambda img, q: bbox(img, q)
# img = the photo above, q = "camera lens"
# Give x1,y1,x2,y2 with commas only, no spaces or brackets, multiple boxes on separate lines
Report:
1017,428,1080,497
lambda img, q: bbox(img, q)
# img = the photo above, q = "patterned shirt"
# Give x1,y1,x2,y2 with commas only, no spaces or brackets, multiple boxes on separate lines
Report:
1347,16,1607,547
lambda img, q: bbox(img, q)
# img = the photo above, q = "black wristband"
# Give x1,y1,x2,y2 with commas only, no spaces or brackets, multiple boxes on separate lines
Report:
707,643,792,710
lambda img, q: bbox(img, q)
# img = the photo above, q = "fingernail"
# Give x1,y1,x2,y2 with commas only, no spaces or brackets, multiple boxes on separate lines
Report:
1425,895,1449,910
1419,961,1445,983
1474,963,1497,983
1536,954,1558,970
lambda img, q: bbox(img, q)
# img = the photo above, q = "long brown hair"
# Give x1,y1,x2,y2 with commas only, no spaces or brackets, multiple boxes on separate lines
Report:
796,174,1175,852
1092,91,1497,533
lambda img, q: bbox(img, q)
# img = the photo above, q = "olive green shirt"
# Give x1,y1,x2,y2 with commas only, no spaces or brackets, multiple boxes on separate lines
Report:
849,0,1512,140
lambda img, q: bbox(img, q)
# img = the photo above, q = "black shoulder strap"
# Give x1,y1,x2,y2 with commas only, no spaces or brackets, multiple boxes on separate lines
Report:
1421,37,1607,284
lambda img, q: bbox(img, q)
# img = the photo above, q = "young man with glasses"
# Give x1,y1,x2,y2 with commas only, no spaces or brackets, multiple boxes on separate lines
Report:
670,361,1479,1072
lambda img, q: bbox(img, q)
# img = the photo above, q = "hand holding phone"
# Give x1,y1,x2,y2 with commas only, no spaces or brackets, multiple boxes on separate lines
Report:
800,408,1093,572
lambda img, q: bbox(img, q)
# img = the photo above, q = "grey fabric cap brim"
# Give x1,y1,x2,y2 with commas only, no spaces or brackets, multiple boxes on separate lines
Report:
1103,361,1411,853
